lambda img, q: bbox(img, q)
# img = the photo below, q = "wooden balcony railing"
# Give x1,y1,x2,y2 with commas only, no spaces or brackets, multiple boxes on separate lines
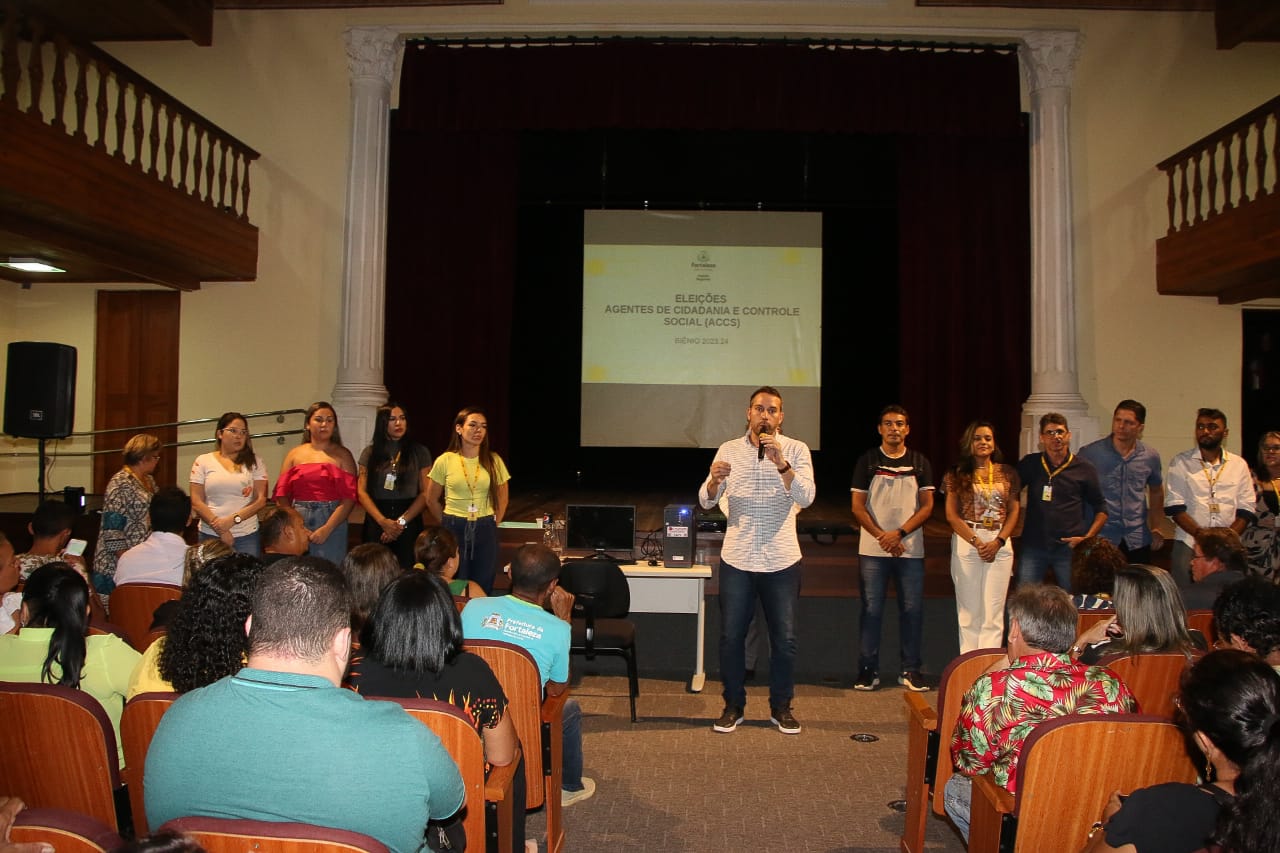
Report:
1157,94,1278,236
0,3,259,222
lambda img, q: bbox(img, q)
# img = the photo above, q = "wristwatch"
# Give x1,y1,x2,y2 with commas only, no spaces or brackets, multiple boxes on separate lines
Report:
396,516,407,528
233,514,243,525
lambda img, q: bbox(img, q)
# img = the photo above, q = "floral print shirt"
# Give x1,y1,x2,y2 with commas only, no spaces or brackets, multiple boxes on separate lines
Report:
951,651,1137,793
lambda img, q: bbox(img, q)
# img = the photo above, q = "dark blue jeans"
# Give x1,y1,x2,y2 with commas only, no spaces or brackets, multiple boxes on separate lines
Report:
442,513,498,594
718,560,801,710
1017,540,1074,592
857,555,924,672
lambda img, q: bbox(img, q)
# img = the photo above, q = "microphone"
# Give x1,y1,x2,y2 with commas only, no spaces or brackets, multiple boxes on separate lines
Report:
758,424,772,460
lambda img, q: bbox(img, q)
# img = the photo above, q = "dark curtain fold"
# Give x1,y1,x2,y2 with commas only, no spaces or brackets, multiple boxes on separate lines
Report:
896,131,1031,476
386,39,1027,480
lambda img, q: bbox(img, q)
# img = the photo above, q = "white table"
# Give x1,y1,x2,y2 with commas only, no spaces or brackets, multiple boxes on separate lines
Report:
618,563,713,692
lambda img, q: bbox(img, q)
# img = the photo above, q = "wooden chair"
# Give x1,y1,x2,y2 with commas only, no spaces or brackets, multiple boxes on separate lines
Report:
901,648,1006,853
159,816,391,852
1098,652,1192,718
1077,608,1114,637
968,714,1196,853
0,682,124,831
120,691,179,836
11,807,125,853
387,696,519,853
1186,609,1215,644
465,638,569,853
559,557,639,722
108,583,182,650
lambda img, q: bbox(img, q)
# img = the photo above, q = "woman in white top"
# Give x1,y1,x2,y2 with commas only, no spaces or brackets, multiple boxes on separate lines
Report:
190,412,269,557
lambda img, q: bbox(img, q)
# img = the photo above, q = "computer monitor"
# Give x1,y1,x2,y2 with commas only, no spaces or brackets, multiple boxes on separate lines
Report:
565,504,636,558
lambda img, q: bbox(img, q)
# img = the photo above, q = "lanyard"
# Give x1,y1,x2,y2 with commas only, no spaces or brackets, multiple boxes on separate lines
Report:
1041,453,1073,483
1198,451,1228,495
461,454,485,509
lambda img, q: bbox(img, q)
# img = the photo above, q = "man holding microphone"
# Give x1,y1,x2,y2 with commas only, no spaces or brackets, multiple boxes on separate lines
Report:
701,386,816,735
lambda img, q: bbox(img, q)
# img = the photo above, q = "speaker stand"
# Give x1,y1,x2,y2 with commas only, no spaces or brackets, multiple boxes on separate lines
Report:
37,438,47,501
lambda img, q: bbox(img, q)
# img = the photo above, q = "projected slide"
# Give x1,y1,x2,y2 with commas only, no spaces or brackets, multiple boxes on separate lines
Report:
582,210,821,449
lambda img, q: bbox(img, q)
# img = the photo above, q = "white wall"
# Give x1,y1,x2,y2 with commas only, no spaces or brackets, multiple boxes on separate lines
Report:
3,1,1276,494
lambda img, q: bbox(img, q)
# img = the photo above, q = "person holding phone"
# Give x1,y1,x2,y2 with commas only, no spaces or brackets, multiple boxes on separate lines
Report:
1069,564,1204,664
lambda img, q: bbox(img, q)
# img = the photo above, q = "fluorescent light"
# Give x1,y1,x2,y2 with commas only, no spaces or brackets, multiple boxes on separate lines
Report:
1,258,66,273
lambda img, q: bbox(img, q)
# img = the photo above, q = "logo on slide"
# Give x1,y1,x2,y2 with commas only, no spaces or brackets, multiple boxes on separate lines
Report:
697,250,710,263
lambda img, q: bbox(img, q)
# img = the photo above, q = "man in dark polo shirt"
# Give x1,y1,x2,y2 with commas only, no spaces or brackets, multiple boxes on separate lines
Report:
1016,413,1106,592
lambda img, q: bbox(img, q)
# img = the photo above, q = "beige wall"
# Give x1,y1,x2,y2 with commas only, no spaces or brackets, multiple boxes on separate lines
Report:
3,1,1277,494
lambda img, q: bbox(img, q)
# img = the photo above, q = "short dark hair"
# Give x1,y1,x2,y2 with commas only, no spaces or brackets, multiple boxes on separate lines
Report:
1114,400,1147,424
340,543,404,632
1197,407,1228,426
1195,527,1247,574
1070,536,1125,597
258,504,298,549
414,525,458,575
248,556,350,662
1007,583,1076,654
1213,577,1280,658
365,572,462,674
748,386,783,407
149,487,191,534
509,543,562,595
30,500,74,538
1038,412,1069,432
879,404,909,424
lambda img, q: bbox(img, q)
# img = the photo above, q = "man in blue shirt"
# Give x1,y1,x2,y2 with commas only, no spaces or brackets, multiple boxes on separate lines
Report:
1078,400,1165,564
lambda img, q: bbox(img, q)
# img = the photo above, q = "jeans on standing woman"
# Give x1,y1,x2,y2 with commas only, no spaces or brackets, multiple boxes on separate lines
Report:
294,500,347,565
442,513,498,594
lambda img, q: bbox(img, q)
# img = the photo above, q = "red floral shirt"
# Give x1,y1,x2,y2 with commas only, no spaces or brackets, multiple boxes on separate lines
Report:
950,651,1138,793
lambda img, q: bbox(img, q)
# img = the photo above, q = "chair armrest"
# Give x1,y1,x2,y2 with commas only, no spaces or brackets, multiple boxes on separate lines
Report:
968,773,1015,853
905,691,937,731
541,686,570,725
485,744,521,802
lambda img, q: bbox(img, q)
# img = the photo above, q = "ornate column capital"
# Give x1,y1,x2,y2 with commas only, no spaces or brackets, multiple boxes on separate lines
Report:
1019,30,1082,94
344,26,403,85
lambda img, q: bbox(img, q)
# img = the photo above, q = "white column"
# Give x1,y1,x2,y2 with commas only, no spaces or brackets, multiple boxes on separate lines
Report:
332,26,402,457
1018,30,1098,455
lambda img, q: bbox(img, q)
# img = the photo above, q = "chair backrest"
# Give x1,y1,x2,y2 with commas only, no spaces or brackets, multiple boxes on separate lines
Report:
108,583,182,651
1186,609,1215,644
931,648,1006,815
12,807,125,853
0,682,122,830
464,639,546,811
558,558,630,619
1097,652,1192,719
1077,609,1113,636
121,691,179,837
159,816,391,853
384,697,487,853
1009,714,1196,852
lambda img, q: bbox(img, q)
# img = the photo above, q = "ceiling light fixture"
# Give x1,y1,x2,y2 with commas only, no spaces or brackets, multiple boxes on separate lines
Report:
1,258,66,273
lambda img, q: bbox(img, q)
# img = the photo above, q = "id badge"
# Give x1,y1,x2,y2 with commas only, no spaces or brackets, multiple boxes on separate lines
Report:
1041,485,1053,502
1208,502,1220,515
468,503,477,521
383,472,397,491
981,517,996,530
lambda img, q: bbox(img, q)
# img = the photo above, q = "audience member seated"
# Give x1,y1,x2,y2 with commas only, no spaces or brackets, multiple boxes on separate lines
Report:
461,543,596,807
943,584,1137,841
16,500,81,580
1213,576,1280,675
1073,564,1204,664
0,532,22,634
340,543,405,643
1182,528,1249,610
115,488,193,587
1070,536,1125,610
0,563,141,767
128,553,263,699
1080,649,1280,853
414,525,485,599
144,556,465,852
257,504,311,566
351,571,527,851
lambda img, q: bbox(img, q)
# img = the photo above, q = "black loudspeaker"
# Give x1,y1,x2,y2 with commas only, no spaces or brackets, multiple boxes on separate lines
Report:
663,504,696,568
4,342,77,439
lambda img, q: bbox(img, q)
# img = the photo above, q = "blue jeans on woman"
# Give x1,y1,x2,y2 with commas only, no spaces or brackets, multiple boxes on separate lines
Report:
442,513,498,594
294,499,348,565
718,560,801,711
858,555,924,673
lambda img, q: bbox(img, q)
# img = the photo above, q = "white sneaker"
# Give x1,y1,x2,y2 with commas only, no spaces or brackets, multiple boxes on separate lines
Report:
561,776,596,807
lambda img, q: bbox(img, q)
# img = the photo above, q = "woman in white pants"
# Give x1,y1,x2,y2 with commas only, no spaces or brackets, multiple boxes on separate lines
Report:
944,421,1021,653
